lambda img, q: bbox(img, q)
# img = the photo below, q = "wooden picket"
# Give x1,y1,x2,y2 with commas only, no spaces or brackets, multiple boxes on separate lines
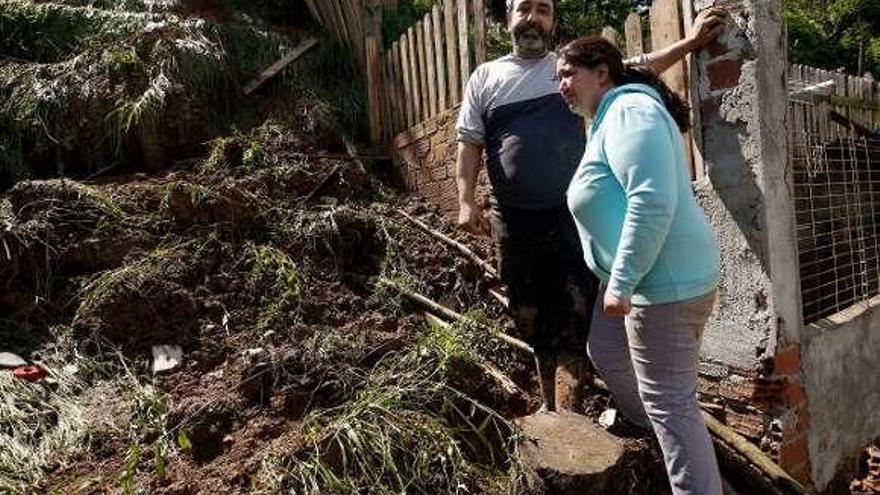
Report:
378,0,487,138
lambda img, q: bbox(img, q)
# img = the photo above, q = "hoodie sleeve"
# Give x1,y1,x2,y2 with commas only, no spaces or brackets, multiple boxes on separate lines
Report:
602,101,679,300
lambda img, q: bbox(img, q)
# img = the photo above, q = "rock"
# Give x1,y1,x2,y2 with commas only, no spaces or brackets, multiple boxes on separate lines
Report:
0,352,27,368
152,345,183,373
517,411,625,495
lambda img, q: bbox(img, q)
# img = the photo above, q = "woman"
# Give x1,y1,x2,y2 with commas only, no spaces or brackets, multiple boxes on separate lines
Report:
556,37,722,495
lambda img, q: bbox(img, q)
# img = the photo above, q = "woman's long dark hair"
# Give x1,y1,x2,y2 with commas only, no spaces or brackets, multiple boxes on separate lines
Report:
557,37,691,132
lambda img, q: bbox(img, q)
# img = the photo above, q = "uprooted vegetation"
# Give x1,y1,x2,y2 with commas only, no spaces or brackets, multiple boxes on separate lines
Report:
0,112,556,492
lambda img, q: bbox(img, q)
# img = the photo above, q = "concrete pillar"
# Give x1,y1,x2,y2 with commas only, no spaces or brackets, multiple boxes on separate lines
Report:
691,0,810,484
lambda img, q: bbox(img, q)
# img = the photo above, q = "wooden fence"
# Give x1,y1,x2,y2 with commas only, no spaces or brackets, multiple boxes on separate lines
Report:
376,0,487,141
376,0,703,176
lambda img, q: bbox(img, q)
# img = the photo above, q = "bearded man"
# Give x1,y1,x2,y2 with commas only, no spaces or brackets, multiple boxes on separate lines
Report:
455,0,725,412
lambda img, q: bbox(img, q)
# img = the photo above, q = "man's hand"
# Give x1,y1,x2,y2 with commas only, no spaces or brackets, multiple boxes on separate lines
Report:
603,292,632,317
458,199,489,236
687,8,727,50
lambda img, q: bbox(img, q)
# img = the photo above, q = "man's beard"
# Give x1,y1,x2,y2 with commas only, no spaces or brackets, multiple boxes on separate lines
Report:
511,20,551,58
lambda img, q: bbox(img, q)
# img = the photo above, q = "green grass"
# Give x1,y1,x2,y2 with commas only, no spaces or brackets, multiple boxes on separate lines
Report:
255,325,523,494
0,326,128,493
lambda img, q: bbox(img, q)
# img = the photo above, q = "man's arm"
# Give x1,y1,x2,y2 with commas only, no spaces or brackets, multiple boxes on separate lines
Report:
636,8,726,74
456,141,489,235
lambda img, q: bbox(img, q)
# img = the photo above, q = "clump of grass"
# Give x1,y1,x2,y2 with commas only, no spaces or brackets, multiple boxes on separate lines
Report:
0,326,127,493
255,326,524,494
247,243,304,326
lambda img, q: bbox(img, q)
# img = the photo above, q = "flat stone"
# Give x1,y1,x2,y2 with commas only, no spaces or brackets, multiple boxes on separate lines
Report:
517,411,625,495
0,352,27,368
152,345,183,374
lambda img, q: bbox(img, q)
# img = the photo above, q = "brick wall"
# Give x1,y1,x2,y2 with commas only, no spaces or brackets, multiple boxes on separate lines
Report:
391,104,489,220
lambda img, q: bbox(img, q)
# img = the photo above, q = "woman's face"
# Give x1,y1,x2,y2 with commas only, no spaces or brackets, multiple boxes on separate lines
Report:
556,59,609,117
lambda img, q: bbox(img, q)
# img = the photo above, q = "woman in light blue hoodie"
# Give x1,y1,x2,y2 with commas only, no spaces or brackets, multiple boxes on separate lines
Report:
556,37,722,495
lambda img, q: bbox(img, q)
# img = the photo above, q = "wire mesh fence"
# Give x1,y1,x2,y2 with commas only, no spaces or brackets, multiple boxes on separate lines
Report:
789,65,880,323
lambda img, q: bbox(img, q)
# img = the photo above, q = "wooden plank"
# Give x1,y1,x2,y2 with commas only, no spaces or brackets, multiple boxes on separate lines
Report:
601,26,620,48
424,13,438,117
433,5,447,111
473,0,486,65
445,0,461,104
624,12,644,59
416,20,430,121
242,37,318,95
400,36,414,129
408,26,423,124
458,0,471,91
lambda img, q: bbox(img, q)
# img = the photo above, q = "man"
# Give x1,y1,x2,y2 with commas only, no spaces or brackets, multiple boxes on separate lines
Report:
455,0,725,412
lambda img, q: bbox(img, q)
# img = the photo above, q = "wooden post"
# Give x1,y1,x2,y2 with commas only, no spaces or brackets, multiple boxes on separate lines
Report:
473,0,486,66
624,12,644,59
681,0,704,179
458,0,471,93
445,0,461,104
650,0,693,176
433,5,447,112
424,13,438,117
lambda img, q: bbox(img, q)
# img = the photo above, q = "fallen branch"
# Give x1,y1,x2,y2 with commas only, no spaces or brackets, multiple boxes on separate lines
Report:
243,37,318,95
587,371,809,495
703,412,811,495
301,164,342,202
378,276,531,355
395,209,499,283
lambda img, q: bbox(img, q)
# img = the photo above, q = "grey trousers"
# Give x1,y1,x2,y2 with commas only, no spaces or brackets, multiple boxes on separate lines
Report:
587,287,722,495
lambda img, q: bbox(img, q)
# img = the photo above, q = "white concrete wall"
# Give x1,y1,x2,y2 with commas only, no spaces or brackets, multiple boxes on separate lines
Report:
802,297,880,489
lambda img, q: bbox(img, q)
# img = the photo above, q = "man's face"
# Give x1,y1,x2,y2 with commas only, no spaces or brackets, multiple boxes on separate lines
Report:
507,0,554,56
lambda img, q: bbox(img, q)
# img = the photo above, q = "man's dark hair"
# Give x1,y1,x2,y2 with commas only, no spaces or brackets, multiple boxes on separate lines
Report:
557,36,691,132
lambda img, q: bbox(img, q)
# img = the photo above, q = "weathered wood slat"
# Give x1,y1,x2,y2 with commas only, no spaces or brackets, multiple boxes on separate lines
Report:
383,54,395,138
458,0,471,92
473,0,486,66
366,35,384,142
408,26,423,124
624,12,643,58
400,36,414,129
391,42,406,132
601,26,619,48
424,13,438,117
416,20,430,121
433,5,447,112
445,0,461,104
242,37,318,95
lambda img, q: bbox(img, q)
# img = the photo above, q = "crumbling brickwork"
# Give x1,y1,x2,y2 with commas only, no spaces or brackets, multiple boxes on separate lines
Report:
392,104,489,219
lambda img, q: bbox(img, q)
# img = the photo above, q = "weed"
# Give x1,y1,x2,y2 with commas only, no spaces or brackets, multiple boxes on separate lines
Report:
248,243,304,326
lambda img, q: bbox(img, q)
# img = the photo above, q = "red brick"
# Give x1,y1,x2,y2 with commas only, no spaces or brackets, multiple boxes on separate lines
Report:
707,58,743,90
778,434,810,474
775,345,801,375
784,381,807,408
